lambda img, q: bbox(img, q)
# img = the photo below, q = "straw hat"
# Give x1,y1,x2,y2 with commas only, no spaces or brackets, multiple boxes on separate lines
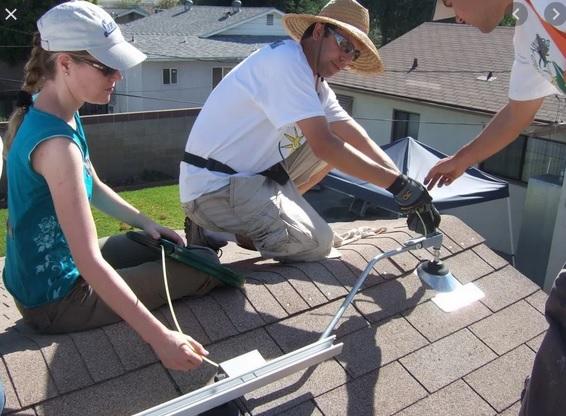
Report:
283,0,383,74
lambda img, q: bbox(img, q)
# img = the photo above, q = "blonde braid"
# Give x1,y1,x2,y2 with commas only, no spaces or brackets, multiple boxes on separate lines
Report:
3,33,57,158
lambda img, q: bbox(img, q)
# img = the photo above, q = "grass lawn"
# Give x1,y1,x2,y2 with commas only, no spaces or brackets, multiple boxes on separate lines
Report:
0,184,185,257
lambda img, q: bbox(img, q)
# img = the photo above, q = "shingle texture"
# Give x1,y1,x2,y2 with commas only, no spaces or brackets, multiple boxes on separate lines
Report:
120,5,287,60
0,216,548,415
330,22,562,123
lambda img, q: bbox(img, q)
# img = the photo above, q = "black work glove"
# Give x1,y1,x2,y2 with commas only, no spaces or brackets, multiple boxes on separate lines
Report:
387,174,441,235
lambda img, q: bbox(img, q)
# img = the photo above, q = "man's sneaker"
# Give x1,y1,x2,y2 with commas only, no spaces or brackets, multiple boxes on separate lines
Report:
184,217,227,253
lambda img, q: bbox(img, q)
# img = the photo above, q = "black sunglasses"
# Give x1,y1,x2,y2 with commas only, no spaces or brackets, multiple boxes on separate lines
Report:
326,26,361,62
72,56,118,77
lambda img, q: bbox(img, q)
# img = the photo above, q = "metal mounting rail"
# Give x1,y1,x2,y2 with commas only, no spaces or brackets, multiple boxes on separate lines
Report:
134,336,343,416
320,232,443,340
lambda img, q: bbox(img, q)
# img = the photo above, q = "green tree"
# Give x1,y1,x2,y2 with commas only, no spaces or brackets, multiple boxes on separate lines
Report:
0,0,98,65
157,0,180,8
363,0,435,46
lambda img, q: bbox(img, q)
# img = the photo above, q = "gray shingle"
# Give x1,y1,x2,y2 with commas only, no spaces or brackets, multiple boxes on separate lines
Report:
336,316,428,377
266,299,368,353
23,333,92,394
0,356,21,412
211,287,265,333
102,321,157,371
247,271,309,315
527,332,546,353
353,272,436,324
476,266,540,312
242,281,288,323
315,362,427,416
274,266,328,308
400,329,497,393
275,400,323,416
444,249,495,284
245,360,348,415
35,364,177,416
395,380,495,416
186,294,239,342
404,298,491,342
525,290,548,315
287,262,349,301
470,301,548,355
1,331,58,406
464,345,535,412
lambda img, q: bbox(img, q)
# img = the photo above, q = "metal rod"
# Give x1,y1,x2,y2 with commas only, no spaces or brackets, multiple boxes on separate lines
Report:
320,232,443,340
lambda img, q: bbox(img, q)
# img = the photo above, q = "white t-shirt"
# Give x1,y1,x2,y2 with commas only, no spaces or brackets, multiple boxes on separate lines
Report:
509,0,566,100
180,40,351,202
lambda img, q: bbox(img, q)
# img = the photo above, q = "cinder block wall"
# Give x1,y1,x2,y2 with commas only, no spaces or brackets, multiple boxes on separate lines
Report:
0,107,201,198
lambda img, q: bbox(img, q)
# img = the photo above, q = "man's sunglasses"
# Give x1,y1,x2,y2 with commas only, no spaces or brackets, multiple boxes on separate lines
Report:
326,26,361,62
72,56,118,77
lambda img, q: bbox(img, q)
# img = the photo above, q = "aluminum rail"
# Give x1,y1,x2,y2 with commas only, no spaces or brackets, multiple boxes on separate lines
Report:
320,232,443,340
134,336,342,416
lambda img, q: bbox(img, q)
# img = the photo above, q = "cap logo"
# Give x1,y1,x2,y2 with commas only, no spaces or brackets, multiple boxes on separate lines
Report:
102,20,117,37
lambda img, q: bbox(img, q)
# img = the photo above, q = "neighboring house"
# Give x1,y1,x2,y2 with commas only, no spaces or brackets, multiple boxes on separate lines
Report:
114,4,287,113
328,22,566,288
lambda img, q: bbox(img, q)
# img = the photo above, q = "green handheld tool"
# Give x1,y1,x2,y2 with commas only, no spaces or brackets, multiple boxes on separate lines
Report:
126,231,245,287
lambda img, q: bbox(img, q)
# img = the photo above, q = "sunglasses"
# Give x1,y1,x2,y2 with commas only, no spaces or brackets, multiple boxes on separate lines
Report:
326,26,361,62
72,56,118,77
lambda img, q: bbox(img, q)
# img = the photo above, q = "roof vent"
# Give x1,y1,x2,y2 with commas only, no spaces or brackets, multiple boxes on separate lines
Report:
183,0,193,12
231,0,241,14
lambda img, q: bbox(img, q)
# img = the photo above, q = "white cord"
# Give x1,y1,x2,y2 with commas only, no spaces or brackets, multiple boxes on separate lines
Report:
161,246,219,368
415,210,428,236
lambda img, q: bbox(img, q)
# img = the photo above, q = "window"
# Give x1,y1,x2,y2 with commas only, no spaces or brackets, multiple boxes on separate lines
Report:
212,66,233,89
391,110,420,141
336,94,354,116
162,68,177,85
481,135,566,183
266,14,274,25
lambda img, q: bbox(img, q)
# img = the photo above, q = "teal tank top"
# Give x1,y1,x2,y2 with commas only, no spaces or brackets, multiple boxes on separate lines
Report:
3,107,93,308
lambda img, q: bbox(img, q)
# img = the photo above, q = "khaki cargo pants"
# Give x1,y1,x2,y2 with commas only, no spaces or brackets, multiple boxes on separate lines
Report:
183,143,334,262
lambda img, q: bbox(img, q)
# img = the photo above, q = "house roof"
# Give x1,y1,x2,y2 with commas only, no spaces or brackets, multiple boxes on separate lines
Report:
330,22,563,124
123,34,286,61
0,216,547,415
121,5,287,61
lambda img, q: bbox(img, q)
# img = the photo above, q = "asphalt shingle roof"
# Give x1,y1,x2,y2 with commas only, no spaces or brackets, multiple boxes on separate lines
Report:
0,216,548,415
120,5,287,60
330,22,563,123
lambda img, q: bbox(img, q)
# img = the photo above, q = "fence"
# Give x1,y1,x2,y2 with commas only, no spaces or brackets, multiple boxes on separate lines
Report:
0,107,201,199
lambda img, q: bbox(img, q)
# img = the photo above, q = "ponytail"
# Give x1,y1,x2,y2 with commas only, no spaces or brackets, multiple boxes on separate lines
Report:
3,33,57,158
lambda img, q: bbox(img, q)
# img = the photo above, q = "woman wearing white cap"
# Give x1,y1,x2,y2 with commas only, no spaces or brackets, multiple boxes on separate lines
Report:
2,1,220,371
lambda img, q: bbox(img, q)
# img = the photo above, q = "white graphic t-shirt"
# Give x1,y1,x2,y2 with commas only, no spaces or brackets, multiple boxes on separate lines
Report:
180,40,351,202
509,0,566,100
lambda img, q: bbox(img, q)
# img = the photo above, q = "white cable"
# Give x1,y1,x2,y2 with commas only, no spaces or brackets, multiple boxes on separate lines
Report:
161,246,219,368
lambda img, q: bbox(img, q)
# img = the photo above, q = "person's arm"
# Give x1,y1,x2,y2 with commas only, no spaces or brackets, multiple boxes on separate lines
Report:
297,116,400,188
32,138,207,371
89,166,183,245
425,97,544,189
330,118,398,173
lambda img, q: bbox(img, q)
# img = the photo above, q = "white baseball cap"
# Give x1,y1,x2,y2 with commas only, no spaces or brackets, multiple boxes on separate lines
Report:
37,0,146,71
433,0,456,21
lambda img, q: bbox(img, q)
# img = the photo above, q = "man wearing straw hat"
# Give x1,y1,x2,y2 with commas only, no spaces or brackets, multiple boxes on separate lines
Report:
180,0,440,262
425,1,565,415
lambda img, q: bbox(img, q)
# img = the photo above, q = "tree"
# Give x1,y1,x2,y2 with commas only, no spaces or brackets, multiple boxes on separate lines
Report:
0,0,98,65
157,0,180,9
362,0,435,46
